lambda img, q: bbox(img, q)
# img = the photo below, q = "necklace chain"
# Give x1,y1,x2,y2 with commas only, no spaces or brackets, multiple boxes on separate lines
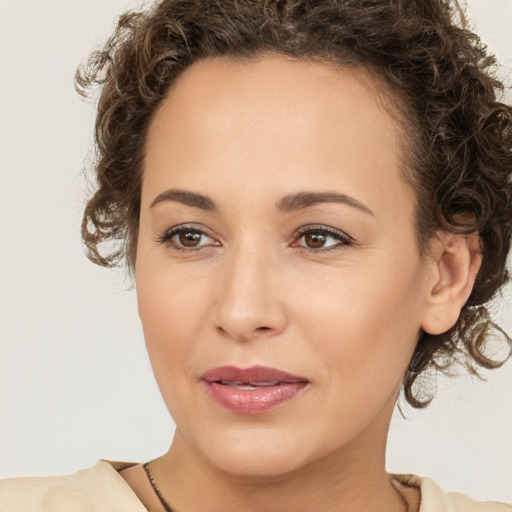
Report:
143,461,410,512
143,462,175,512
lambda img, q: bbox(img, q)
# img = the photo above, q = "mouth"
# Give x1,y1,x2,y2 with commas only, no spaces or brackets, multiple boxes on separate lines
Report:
202,365,309,415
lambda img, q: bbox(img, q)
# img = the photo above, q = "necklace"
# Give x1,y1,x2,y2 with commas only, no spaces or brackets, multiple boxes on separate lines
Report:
143,461,410,512
143,462,175,512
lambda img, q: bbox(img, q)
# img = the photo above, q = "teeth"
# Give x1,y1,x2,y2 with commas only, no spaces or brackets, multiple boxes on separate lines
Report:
219,380,280,388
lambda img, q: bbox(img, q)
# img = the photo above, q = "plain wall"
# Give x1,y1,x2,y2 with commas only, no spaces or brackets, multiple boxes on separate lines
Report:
1,0,511,502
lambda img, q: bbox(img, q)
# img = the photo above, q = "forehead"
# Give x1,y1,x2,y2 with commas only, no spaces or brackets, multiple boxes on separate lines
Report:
143,55,414,222
148,55,402,144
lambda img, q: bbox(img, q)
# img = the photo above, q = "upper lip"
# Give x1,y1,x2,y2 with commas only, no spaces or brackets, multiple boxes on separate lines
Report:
202,365,308,384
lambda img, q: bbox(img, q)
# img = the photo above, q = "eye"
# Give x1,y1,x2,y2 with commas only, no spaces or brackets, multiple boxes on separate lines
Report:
292,225,352,251
157,225,219,251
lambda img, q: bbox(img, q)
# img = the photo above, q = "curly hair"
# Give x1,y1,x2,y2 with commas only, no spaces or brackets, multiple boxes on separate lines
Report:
76,0,512,408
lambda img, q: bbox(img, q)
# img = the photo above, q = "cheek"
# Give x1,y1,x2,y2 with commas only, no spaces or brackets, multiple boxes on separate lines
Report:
296,255,425,394
135,262,214,401
136,243,217,342
290,263,425,450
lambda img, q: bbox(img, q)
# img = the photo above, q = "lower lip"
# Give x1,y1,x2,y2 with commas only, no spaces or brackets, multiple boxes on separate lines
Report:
204,381,308,415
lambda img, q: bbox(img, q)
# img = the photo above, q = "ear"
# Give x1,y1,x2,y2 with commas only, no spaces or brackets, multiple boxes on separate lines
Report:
421,231,482,335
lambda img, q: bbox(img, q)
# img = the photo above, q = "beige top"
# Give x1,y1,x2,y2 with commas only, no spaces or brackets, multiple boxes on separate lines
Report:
0,460,510,512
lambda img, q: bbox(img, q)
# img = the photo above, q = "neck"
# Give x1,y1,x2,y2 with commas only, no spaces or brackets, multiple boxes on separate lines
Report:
151,405,408,512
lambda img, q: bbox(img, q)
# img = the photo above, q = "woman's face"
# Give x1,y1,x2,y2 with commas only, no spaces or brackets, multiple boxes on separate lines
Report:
136,56,434,476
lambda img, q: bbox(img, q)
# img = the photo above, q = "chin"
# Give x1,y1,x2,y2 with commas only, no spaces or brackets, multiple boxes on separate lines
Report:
210,451,308,479
192,427,315,478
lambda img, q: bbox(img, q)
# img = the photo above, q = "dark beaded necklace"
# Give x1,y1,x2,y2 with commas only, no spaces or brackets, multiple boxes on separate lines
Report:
142,461,410,512
143,462,175,512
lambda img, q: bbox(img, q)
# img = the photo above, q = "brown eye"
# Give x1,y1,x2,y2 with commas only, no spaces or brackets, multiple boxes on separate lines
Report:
294,226,351,251
158,226,218,250
178,231,203,247
304,232,327,249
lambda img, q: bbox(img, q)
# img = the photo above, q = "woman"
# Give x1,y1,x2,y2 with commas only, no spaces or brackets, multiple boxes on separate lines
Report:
1,0,511,511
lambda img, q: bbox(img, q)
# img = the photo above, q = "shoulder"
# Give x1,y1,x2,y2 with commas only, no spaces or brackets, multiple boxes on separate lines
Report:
392,474,512,512
0,460,147,512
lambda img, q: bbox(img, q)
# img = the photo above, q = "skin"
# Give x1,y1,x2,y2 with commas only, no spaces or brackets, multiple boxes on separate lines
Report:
122,55,481,512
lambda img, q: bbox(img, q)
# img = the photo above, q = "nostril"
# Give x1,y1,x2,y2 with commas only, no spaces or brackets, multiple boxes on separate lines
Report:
256,326,271,331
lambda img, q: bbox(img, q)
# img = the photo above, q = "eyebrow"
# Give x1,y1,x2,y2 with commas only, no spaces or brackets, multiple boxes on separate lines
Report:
149,188,373,216
150,189,217,210
277,191,374,215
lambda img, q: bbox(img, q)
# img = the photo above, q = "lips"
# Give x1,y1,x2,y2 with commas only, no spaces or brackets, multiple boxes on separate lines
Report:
202,365,309,415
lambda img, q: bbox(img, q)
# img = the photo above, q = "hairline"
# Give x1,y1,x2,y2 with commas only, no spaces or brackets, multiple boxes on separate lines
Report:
129,52,432,270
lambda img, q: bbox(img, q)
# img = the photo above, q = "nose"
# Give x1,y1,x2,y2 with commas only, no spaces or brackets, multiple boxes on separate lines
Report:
212,244,288,342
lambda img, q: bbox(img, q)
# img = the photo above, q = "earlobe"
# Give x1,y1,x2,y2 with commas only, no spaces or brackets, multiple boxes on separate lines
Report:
421,232,482,335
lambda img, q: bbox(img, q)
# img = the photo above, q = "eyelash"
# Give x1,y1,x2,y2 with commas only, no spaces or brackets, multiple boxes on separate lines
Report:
156,224,353,252
292,225,353,252
156,225,218,252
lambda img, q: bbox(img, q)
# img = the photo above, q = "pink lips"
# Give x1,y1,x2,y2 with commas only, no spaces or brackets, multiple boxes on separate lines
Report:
202,365,309,415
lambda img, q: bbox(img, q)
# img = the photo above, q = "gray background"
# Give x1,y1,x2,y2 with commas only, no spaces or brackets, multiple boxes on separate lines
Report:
1,0,511,501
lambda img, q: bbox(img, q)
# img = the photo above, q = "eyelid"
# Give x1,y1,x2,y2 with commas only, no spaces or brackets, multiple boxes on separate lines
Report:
291,224,354,251
155,223,353,252
156,224,220,250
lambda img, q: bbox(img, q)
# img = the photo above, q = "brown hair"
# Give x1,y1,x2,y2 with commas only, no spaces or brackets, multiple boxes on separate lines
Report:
77,0,512,407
